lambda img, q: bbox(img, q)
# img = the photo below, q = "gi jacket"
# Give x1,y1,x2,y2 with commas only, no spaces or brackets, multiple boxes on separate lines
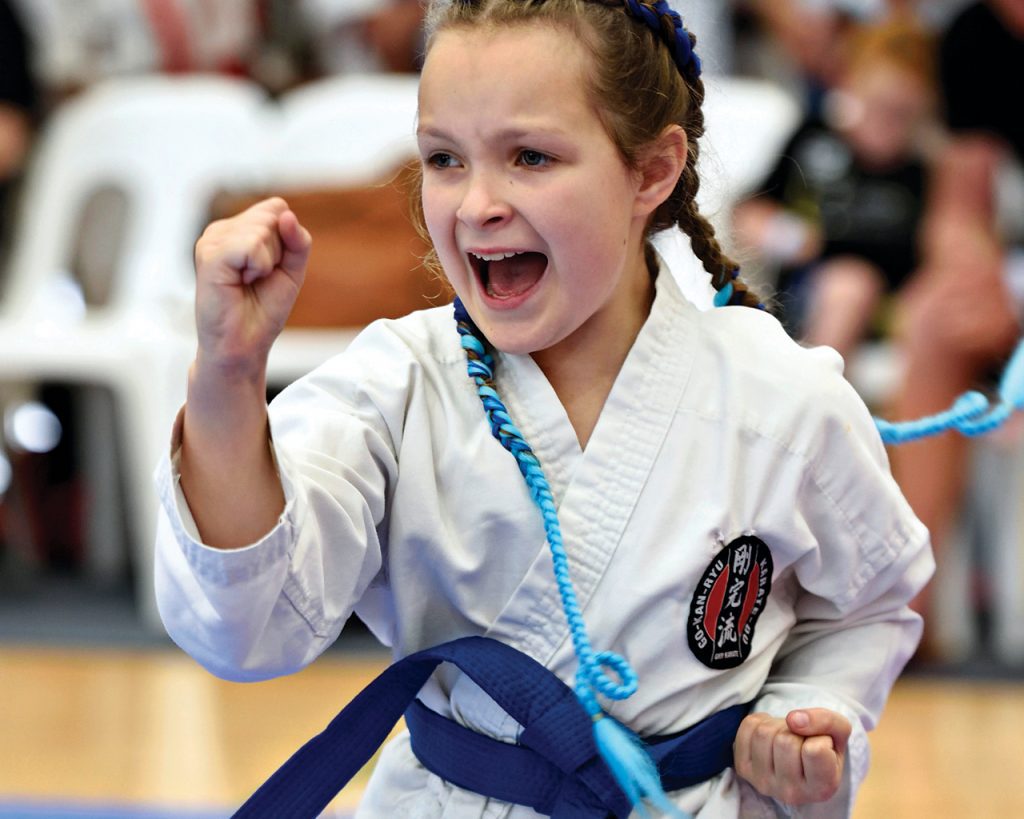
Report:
155,264,933,818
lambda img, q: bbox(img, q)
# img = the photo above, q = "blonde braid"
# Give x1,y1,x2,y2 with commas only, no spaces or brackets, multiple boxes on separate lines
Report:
660,57,766,309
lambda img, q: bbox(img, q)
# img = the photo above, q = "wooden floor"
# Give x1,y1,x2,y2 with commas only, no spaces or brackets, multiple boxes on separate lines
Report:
1,645,1022,817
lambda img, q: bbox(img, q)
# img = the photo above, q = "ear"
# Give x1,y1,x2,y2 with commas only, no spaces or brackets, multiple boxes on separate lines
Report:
633,125,687,218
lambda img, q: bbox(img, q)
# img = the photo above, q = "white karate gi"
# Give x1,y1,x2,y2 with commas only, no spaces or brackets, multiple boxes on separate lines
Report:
154,264,933,819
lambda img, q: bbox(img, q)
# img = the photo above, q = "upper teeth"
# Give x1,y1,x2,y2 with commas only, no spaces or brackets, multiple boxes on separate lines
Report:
470,251,523,261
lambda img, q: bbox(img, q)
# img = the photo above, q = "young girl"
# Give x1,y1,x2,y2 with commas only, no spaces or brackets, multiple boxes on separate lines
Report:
154,0,933,815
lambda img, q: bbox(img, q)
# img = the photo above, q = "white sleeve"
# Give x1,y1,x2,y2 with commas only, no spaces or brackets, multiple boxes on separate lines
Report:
750,366,935,818
153,327,407,682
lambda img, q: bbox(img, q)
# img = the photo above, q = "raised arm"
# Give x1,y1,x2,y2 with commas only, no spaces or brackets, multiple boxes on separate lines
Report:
180,197,312,548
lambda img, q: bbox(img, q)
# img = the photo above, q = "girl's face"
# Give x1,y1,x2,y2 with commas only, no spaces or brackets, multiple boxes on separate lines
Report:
837,61,932,169
417,24,656,362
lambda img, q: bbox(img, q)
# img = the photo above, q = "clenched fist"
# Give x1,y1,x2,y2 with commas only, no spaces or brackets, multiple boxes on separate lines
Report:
734,708,851,806
193,197,312,376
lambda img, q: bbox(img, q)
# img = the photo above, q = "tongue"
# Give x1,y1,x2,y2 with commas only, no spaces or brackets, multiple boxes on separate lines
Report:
486,252,547,298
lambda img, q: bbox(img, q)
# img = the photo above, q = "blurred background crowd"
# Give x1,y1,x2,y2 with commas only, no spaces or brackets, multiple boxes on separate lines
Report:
1,0,1023,677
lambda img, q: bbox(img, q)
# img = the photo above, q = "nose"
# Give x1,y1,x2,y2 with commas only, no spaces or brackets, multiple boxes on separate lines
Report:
456,169,513,228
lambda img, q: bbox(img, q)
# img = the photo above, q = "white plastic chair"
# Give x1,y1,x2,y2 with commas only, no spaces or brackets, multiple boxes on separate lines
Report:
268,72,420,189
0,73,425,629
698,75,802,223
0,75,270,629
258,73,422,387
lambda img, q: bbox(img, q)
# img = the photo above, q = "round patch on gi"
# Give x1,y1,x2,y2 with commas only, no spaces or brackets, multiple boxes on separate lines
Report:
687,535,773,669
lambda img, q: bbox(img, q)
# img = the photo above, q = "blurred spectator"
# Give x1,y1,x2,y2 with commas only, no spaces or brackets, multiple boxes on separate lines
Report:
887,0,1024,657
11,0,262,107
732,0,970,111
0,0,37,268
0,0,40,577
258,0,427,84
735,0,849,106
8,0,433,109
279,0,729,80
732,16,937,361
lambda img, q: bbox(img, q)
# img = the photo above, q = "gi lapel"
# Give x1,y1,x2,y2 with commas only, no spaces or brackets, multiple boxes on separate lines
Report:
483,270,699,671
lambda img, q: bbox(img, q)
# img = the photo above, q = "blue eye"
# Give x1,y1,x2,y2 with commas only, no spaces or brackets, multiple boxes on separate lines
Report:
427,152,461,169
518,149,550,167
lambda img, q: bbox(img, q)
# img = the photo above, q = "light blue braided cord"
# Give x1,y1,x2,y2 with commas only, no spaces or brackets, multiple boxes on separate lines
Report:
456,325,636,715
874,391,991,443
873,336,1024,444
454,302,695,818
707,278,1024,443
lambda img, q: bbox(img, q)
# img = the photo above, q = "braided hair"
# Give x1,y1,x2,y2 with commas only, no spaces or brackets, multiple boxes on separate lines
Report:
419,0,765,309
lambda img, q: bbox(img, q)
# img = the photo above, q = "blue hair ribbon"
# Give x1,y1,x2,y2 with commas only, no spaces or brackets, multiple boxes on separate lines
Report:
712,282,733,307
622,0,701,78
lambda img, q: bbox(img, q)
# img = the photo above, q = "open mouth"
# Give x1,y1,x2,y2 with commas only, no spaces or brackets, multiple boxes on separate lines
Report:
469,250,548,300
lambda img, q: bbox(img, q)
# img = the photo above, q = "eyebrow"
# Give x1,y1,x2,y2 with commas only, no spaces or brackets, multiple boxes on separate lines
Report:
415,124,450,140
416,123,572,141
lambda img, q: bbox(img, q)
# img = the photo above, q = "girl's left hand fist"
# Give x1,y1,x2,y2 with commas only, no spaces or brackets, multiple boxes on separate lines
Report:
734,708,851,805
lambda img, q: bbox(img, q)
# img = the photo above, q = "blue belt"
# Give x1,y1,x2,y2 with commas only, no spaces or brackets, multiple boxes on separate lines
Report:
407,698,749,818
232,636,749,818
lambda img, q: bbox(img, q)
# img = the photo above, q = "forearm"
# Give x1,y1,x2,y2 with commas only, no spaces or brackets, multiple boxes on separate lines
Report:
179,355,285,549
178,198,311,548
733,198,820,265
155,361,396,679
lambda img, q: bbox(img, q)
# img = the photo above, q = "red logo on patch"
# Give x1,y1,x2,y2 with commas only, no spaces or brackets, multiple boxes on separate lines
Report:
687,535,773,669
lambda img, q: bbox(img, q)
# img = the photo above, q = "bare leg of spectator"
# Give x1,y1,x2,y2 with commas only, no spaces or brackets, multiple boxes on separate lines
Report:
888,136,1019,657
803,256,885,361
